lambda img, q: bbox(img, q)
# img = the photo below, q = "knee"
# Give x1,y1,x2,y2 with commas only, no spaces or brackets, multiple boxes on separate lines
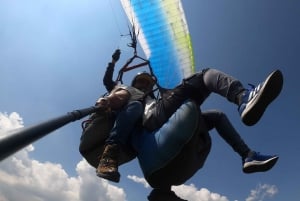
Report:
201,68,222,94
204,109,227,122
213,109,227,120
202,68,217,82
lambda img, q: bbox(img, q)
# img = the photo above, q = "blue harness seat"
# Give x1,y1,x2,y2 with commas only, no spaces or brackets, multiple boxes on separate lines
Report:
132,100,211,188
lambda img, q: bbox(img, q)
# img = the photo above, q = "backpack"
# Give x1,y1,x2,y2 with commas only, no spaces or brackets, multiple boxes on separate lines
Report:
79,111,136,168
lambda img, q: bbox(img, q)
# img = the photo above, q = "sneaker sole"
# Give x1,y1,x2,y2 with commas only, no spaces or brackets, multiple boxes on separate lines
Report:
96,171,120,183
242,70,283,126
243,156,279,173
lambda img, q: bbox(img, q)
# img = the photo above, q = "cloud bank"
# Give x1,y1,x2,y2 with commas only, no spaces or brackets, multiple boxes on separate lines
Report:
0,112,126,201
127,175,278,201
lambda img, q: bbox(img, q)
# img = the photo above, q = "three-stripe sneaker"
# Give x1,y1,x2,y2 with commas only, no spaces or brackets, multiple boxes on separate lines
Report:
238,70,283,126
243,151,279,173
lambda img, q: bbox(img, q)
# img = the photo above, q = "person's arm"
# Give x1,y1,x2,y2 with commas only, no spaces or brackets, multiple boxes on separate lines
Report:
103,62,115,92
103,49,121,92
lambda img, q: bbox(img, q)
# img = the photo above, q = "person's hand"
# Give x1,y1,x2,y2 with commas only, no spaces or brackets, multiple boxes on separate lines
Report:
112,49,121,63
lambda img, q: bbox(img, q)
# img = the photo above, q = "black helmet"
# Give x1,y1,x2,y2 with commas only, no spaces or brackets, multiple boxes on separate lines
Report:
131,71,156,87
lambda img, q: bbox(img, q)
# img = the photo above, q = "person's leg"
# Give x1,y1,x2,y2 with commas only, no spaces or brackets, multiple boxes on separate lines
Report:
148,68,247,128
202,110,250,158
106,101,143,146
202,68,244,103
152,70,243,129
97,101,143,182
202,68,283,126
202,110,279,173
149,68,283,129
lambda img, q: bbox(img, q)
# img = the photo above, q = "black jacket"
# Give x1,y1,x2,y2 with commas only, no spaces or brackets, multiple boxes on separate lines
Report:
103,62,117,92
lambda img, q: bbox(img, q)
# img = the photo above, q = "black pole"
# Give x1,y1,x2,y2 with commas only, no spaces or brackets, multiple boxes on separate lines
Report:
0,106,99,162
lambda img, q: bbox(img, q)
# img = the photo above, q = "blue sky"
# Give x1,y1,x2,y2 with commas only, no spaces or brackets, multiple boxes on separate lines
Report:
0,0,299,201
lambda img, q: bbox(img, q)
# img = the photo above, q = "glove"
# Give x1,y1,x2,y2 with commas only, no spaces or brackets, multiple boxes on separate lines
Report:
112,49,121,62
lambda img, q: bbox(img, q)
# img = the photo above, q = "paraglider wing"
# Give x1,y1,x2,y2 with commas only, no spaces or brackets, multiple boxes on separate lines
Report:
120,0,195,88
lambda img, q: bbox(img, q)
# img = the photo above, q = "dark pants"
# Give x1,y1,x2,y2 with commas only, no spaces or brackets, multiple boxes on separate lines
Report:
151,68,245,129
106,101,143,149
202,110,250,158
152,68,249,158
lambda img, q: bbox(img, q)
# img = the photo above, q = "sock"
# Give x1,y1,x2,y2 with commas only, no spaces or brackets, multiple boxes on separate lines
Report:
236,89,247,105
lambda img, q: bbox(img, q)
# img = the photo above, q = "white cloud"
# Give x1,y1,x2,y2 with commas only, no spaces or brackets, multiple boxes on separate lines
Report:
173,184,229,201
76,160,126,201
246,183,278,201
0,112,127,201
128,174,229,201
127,175,150,189
0,112,24,134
